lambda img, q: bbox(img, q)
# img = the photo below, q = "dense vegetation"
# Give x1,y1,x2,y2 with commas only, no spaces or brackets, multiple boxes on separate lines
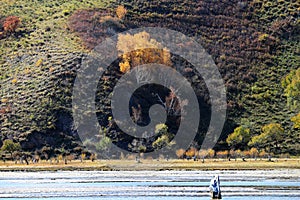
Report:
0,0,299,160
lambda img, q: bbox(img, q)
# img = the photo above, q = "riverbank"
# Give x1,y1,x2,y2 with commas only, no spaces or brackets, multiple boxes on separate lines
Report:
0,158,299,171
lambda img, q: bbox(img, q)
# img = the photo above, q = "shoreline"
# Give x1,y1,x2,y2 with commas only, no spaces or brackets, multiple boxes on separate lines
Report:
0,158,299,172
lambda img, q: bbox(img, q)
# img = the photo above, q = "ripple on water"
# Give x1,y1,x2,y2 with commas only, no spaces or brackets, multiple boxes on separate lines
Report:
0,170,299,199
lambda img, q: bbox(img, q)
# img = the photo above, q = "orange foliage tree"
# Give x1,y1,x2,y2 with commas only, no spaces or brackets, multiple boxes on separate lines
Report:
207,149,215,158
249,147,259,158
185,147,198,158
116,31,171,73
216,150,228,159
116,5,127,19
176,148,185,159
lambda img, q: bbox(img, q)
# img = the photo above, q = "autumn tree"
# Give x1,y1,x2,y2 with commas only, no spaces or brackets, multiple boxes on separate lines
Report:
291,113,300,129
1,139,21,158
116,5,127,19
185,147,198,159
226,126,251,150
116,31,171,73
281,68,300,109
249,147,259,159
248,123,285,154
207,149,215,158
176,148,185,159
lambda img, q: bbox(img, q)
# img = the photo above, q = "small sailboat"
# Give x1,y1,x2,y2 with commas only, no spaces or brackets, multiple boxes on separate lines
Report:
209,175,222,199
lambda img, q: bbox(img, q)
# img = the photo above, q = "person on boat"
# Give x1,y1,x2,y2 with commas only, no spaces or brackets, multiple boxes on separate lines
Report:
209,175,222,199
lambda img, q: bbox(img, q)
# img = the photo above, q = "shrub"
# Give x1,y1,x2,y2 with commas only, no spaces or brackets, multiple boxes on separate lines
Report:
243,150,251,158
259,149,267,158
198,149,208,158
116,5,127,19
1,139,21,158
249,147,259,158
291,113,300,129
176,148,185,159
234,149,244,158
3,16,20,34
216,150,228,159
185,147,197,158
117,31,172,73
207,149,215,158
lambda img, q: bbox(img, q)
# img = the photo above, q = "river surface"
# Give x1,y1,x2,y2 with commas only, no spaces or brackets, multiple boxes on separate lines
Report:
0,169,299,199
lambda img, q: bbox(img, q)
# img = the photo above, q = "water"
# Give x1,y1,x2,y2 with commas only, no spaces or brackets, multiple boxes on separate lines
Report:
0,170,299,199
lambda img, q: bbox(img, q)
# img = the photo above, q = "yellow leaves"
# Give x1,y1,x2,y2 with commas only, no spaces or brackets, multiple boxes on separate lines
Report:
62,9,70,16
175,148,185,159
249,123,284,148
117,31,159,55
119,60,130,73
291,113,300,129
185,147,197,158
249,147,259,157
35,58,43,67
282,68,300,97
116,31,172,73
49,67,55,73
155,123,168,134
11,78,17,84
281,68,300,109
262,123,284,134
226,126,250,148
1,98,8,103
162,48,172,66
116,5,127,19
207,149,215,158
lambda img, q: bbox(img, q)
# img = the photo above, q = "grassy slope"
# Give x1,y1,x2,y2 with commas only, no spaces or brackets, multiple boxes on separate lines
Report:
0,0,299,155
0,0,114,152
241,0,300,153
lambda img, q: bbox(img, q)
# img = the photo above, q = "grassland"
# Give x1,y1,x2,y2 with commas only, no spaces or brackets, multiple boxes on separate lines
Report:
0,158,299,171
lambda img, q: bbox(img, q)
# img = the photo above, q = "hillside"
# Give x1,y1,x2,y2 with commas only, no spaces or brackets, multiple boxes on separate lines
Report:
0,0,299,158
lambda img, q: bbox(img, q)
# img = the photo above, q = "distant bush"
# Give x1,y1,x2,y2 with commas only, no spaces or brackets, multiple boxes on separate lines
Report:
176,148,185,159
1,139,21,158
185,147,197,158
291,113,300,129
3,16,20,35
216,150,228,159
116,5,127,19
207,149,215,158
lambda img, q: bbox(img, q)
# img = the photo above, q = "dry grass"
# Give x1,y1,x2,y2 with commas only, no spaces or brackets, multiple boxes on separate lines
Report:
0,158,299,171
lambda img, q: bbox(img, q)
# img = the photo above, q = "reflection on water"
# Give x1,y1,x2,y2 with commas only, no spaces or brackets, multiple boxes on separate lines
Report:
0,170,299,199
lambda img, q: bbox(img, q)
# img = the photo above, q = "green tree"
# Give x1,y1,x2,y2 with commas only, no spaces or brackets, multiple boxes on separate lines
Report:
281,68,300,109
248,123,284,154
1,139,21,158
291,113,300,129
152,124,175,150
96,136,111,152
226,126,251,150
